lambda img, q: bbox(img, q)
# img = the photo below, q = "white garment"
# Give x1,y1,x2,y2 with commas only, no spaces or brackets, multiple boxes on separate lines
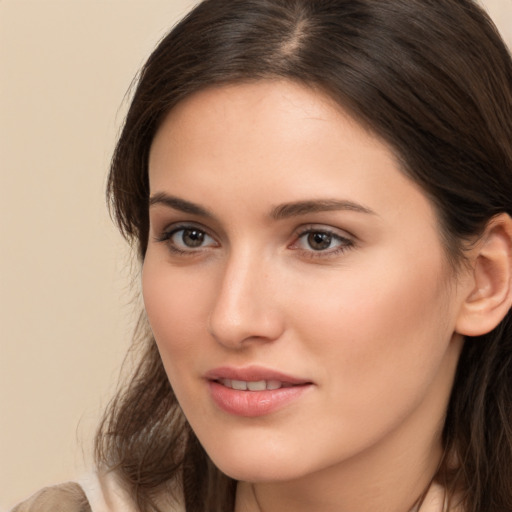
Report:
417,483,452,512
79,471,185,512
79,472,137,512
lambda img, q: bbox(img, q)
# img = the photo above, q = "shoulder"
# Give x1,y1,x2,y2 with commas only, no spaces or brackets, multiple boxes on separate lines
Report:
11,470,185,512
11,482,91,512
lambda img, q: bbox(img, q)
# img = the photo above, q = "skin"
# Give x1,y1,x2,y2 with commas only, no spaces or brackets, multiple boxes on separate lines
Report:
143,80,472,512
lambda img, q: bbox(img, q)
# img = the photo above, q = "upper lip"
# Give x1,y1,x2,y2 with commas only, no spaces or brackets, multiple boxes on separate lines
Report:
204,365,312,385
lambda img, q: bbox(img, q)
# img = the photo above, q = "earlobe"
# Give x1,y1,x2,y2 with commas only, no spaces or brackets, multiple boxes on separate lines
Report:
456,213,512,337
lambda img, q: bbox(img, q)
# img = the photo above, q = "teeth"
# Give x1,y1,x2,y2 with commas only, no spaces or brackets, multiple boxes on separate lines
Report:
247,380,266,391
218,379,287,391
231,379,247,391
266,380,282,390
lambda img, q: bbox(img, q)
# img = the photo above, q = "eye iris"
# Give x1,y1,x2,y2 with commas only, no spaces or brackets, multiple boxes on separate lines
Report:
307,232,332,250
182,229,205,247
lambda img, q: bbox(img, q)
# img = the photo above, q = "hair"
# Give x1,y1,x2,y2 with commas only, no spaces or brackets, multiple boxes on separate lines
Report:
95,1,512,511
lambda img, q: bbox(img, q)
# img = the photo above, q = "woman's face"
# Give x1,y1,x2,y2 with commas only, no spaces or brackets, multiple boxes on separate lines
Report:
143,80,466,485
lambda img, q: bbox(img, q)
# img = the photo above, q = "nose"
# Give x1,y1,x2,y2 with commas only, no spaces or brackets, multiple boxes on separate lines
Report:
207,250,285,349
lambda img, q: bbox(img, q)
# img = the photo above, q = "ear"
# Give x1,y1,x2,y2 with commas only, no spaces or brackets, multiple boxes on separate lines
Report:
456,213,512,337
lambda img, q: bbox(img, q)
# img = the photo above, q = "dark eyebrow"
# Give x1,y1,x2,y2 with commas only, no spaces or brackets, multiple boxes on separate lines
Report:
149,193,214,218
149,193,376,221
270,199,376,220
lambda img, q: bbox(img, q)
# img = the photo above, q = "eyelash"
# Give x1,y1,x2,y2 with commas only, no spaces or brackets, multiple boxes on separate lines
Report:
291,226,355,259
155,224,217,255
155,224,355,259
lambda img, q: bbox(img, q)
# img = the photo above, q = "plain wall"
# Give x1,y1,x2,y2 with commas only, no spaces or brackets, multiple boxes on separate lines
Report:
0,1,198,508
1,0,511,508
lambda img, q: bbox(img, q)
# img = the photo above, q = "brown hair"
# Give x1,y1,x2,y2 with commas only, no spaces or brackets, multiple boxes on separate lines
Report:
96,1,512,511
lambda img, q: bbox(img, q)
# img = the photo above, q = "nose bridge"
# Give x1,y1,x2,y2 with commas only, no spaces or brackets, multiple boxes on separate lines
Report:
208,245,282,348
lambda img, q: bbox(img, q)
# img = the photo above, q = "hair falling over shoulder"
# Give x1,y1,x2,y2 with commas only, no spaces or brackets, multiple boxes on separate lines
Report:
95,1,512,511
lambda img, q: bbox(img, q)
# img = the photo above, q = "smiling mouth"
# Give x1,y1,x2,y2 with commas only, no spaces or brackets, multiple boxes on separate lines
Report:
216,379,299,391
208,377,313,416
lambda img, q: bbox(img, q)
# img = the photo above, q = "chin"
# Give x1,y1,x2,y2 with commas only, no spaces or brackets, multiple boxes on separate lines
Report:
217,463,304,483
205,445,312,483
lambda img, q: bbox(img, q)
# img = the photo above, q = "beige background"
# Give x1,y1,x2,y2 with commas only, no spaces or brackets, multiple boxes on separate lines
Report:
1,0,511,508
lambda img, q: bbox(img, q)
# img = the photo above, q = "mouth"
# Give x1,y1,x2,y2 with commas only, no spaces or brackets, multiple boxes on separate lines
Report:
205,366,313,417
215,378,299,391
205,365,312,388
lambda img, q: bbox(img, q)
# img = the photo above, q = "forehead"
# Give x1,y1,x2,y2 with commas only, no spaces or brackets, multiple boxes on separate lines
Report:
148,80,434,230
150,80,396,185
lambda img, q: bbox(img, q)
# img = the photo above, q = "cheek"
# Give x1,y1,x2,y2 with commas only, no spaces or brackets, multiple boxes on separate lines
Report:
142,256,211,368
141,257,214,422
275,250,458,464
292,246,455,402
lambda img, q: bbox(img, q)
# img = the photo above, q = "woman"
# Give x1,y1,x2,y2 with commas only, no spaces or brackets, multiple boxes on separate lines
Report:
13,0,512,511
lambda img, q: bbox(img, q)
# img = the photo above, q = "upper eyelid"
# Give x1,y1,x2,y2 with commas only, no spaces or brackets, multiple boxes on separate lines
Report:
290,225,356,252
150,213,226,240
173,227,217,246
151,223,215,250
160,223,353,238
153,220,356,247
156,220,214,237
294,224,355,239
292,229,354,247
156,225,219,255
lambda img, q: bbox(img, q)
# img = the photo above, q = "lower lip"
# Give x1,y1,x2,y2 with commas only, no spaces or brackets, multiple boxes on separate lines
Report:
208,381,311,417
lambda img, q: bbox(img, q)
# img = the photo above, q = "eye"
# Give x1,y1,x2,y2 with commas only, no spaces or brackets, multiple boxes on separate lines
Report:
305,231,336,251
156,224,218,254
173,228,209,248
290,226,354,257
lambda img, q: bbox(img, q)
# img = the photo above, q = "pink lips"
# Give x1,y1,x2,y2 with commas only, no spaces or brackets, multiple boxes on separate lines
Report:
205,366,313,417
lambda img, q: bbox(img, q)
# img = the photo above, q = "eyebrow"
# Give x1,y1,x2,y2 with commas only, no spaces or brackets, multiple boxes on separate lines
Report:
149,193,215,218
270,199,376,220
149,193,376,220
